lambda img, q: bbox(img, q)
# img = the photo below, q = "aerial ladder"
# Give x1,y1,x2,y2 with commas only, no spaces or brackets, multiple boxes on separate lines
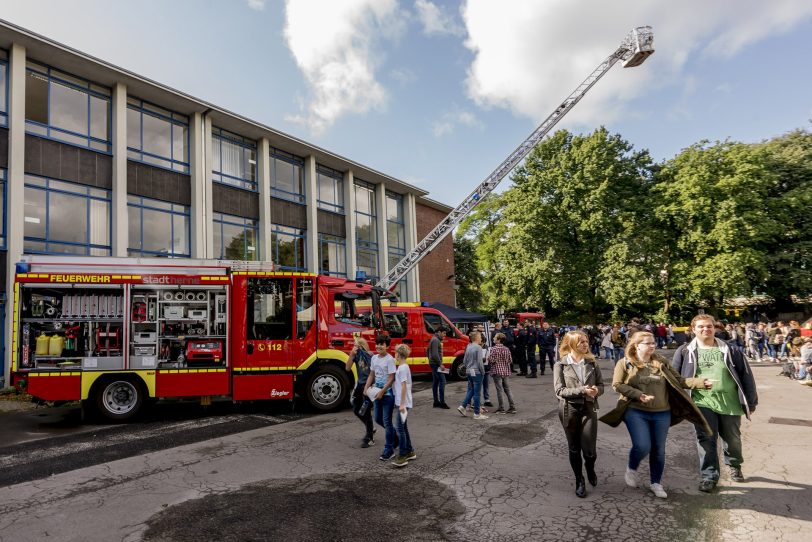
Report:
376,26,655,292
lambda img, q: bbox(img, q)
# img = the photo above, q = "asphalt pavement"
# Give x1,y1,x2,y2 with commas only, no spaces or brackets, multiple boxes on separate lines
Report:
0,355,810,542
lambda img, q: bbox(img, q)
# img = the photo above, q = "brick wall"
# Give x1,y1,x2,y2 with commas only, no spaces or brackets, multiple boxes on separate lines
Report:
415,203,456,305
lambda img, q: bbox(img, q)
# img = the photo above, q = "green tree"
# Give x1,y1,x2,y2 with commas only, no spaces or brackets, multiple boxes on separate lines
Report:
452,236,481,311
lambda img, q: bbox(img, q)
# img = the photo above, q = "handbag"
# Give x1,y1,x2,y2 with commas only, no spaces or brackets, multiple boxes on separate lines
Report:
365,385,383,402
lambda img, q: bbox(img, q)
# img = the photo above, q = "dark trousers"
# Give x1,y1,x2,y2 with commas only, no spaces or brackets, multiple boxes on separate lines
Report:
558,400,598,480
526,345,537,374
430,364,446,404
539,347,556,373
351,385,374,441
514,346,527,374
695,406,743,482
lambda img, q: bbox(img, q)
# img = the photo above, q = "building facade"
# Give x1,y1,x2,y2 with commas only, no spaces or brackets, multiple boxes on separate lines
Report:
0,21,456,384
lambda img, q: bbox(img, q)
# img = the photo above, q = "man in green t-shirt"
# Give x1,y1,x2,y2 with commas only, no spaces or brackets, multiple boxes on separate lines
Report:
671,315,758,493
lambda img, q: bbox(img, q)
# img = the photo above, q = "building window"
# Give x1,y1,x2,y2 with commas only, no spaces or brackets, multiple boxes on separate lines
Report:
24,61,111,152
0,169,6,249
386,191,407,298
127,195,190,257
354,180,378,279
212,127,257,191
319,234,346,276
271,148,305,203
127,98,189,173
0,50,8,127
23,175,111,256
317,165,344,213
213,212,258,261
271,224,306,271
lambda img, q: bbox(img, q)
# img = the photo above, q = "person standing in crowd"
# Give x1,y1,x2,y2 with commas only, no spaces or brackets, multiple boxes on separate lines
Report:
477,324,494,407
798,337,812,381
346,337,375,448
601,325,614,360
491,321,503,344
391,343,417,467
515,322,528,376
501,319,516,371
601,331,712,499
364,336,398,461
488,333,517,413
672,314,758,492
666,323,675,346
611,323,627,363
756,322,767,358
538,321,557,375
428,327,450,409
767,322,781,360
457,331,489,420
525,321,539,378
655,323,668,349
554,330,604,498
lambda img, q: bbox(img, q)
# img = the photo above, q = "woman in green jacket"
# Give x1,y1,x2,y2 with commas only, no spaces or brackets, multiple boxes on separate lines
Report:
600,331,711,499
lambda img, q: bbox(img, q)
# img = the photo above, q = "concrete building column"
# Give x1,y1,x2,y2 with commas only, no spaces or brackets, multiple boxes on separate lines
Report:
111,83,128,257
304,155,318,273
375,182,388,282
342,170,356,279
257,138,272,263
4,44,25,383
404,193,420,301
189,112,211,258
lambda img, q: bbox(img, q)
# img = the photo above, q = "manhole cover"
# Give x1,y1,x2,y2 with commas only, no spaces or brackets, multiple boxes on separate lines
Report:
144,472,464,542
481,422,547,448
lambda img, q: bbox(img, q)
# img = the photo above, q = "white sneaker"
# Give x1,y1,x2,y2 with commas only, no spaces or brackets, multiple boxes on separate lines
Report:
650,483,667,498
625,467,638,488
473,414,489,420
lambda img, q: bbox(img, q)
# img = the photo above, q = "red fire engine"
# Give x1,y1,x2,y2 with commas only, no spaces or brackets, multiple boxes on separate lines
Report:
10,256,467,421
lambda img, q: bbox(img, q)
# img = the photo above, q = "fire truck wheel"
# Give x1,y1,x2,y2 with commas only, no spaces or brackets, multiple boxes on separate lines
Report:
451,358,466,381
305,365,350,411
95,377,144,421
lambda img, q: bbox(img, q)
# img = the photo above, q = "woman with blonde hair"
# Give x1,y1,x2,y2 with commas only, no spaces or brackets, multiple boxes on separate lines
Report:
600,331,712,498
554,330,604,498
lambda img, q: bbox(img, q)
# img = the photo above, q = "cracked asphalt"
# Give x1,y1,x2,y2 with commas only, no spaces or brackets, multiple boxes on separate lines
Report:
0,357,809,542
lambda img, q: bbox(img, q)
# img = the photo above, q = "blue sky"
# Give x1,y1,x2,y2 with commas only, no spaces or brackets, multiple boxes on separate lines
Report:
1,0,811,207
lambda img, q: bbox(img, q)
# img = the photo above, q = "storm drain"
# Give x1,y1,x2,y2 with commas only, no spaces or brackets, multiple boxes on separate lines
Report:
481,423,547,448
768,417,812,428
143,472,464,542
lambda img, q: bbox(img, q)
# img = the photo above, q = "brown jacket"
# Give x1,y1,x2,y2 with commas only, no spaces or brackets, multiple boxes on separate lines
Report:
599,355,711,433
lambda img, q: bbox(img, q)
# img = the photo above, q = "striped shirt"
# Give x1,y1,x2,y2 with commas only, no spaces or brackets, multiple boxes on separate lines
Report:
488,344,513,376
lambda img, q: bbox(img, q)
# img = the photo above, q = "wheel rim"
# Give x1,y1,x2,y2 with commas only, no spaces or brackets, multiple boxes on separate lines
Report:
310,373,342,407
102,381,138,415
455,362,467,380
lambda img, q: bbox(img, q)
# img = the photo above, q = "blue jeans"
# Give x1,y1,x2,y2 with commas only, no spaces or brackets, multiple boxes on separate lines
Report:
461,373,484,414
394,407,413,456
624,408,671,484
613,347,624,363
603,347,613,359
695,406,743,482
483,372,490,401
430,364,446,404
374,394,396,455
767,343,776,358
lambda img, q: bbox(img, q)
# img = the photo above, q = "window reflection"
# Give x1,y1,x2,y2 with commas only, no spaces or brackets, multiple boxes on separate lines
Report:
128,195,190,257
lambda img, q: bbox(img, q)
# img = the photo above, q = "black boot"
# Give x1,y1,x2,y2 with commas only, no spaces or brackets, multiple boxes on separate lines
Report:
575,477,586,498
585,457,598,487
569,452,586,497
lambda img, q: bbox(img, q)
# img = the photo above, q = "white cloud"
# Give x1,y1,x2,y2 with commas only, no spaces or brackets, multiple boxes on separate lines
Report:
432,107,482,137
415,0,464,37
246,0,265,11
461,0,812,128
390,67,417,85
283,0,406,136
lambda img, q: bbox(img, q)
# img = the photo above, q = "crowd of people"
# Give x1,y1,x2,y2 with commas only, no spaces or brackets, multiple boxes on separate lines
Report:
345,313,772,501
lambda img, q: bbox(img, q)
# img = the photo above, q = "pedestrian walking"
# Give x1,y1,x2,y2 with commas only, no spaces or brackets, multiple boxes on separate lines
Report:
671,314,758,492
537,321,557,375
457,331,489,420
488,333,517,414
601,326,614,360
346,337,375,448
600,331,712,499
525,322,539,377
428,327,450,409
364,336,398,461
554,330,604,498
391,343,417,467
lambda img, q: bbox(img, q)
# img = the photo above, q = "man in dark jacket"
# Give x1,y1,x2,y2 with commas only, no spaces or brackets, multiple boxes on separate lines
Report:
501,319,516,372
514,323,528,376
537,322,557,375
525,322,538,377
671,314,758,493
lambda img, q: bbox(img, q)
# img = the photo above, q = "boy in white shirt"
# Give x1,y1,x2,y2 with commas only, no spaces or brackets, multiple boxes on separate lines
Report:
391,343,416,467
